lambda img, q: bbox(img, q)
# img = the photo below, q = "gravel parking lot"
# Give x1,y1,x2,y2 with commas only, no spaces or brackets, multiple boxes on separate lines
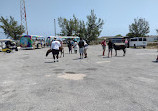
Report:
0,45,158,111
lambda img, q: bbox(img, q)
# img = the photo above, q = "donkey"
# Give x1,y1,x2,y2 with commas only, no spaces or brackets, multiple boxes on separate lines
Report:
113,43,126,56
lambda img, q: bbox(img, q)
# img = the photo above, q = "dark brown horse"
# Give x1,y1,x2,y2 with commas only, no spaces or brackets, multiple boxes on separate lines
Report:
46,47,64,58
46,40,64,57
59,47,64,57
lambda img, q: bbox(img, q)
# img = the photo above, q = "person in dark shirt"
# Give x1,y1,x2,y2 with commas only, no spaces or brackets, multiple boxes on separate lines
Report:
67,41,73,54
108,39,113,57
78,38,84,59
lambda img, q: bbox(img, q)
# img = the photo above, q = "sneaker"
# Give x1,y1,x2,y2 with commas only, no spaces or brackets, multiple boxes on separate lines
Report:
54,60,56,62
57,60,59,62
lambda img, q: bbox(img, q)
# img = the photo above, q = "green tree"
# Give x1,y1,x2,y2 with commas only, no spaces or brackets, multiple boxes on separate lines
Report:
58,10,104,43
128,18,150,37
0,16,25,40
126,33,135,37
58,17,68,36
78,20,87,39
115,34,122,37
86,10,104,42
58,15,79,36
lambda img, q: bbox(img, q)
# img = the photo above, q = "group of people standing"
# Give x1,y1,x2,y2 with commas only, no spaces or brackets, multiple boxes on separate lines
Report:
50,37,89,62
67,38,88,59
51,37,127,62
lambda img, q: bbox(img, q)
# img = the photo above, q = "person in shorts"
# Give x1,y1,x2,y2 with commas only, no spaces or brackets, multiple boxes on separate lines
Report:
84,40,88,58
108,39,113,58
51,37,61,62
73,41,78,54
101,38,106,56
68,41,73,54
78,38,84,59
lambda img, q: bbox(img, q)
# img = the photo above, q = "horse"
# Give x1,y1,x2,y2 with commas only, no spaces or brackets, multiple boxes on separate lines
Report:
46,40,64,58
113,43,126,56
59,46,64,58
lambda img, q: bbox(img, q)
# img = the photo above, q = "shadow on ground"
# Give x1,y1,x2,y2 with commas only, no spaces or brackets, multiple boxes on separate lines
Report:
44,61,54,63
152,61,158,63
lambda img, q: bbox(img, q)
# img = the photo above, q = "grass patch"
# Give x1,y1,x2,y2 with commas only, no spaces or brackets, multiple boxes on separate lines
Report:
147,42,158,49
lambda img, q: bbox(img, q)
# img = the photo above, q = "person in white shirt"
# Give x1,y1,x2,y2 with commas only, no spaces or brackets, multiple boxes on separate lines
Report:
84,40,88,58
51,37,61,62
73,41,78,54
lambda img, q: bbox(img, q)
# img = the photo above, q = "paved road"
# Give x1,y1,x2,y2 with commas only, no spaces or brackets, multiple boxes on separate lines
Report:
0,45,158,111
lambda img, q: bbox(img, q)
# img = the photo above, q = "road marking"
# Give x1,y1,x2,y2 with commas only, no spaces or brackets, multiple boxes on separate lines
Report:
96,61,111,64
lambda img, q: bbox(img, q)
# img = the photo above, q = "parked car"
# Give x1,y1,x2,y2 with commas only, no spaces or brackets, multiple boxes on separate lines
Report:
129,37,147,48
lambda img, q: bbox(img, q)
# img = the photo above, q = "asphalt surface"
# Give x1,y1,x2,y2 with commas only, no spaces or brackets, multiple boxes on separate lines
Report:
0,45,158,111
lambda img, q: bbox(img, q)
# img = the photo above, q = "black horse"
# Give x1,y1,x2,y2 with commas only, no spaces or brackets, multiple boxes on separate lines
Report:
113,43,126,56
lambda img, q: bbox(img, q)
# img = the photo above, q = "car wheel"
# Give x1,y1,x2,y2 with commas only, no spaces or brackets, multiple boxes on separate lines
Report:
6,50,11,53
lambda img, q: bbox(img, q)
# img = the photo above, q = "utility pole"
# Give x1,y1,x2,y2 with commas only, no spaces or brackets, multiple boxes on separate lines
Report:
54,19,56,36
156,30,158,52
20,0,28,35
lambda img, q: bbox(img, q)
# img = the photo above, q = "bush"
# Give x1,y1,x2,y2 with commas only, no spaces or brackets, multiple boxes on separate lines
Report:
147,42,158,49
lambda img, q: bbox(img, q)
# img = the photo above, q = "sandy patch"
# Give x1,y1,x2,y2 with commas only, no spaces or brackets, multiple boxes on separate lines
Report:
58,73,86,80
45,75,51,77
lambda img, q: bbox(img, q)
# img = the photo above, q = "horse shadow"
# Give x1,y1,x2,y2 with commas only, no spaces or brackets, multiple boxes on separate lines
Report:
44,61,55,63
73,58,82,60
103,56,109,58
114,55,125,57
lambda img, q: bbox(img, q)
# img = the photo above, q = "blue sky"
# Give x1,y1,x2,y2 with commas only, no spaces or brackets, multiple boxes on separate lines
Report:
0,0,158,39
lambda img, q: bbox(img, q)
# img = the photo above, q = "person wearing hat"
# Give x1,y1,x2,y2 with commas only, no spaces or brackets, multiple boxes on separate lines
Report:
101,38,107,56
51,37,61,62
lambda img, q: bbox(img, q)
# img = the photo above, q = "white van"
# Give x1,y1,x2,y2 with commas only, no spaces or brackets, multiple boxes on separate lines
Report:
129,37,147,48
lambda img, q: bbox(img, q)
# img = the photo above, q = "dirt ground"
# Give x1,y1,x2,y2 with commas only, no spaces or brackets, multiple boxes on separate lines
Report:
0,45,158,111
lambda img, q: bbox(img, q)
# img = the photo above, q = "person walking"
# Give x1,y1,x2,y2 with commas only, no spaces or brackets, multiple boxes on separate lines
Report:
84,40,88,58
78,38,84,59
68,41,73,54
73,41,78,54
125,38,128,48
51,37,61,62
101,38,106,56
108,39,113,58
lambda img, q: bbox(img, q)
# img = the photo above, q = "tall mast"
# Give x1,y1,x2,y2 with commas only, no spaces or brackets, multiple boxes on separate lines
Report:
20,0,28,35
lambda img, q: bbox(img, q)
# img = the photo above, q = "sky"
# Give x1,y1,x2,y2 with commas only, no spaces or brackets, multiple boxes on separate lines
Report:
0,0,158,39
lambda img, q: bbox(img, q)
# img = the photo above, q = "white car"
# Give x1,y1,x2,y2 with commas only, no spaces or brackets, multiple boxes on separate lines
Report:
129,37,147,48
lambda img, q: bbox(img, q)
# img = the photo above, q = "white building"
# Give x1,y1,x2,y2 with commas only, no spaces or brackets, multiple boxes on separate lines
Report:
147,36,158,42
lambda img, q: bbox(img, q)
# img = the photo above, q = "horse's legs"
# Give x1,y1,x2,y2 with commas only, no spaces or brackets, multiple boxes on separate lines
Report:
60,50,62,58
63,49,64,57
115,50,117,56
123,49,126,56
